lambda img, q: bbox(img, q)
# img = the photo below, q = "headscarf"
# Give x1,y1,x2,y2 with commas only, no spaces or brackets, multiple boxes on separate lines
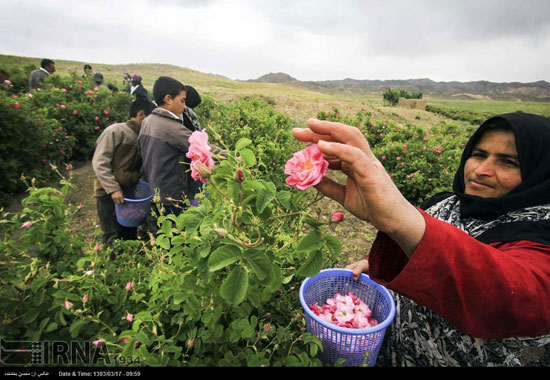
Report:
423,112,550,245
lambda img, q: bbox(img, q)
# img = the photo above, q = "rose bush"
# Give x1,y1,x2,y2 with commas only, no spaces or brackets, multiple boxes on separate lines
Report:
0,68,132,206
0,98,346,367
318,107,471,206
0,88,475,366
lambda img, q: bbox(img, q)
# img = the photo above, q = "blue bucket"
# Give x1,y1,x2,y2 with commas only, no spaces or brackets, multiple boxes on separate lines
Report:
115,180,153,228
299,269,396,367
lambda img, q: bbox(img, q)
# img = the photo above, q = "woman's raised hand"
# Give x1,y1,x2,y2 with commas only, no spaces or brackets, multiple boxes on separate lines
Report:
292,118,426,257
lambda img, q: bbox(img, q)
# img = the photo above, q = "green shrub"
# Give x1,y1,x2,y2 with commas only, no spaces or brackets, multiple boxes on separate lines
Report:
383,88,423,106
0,70,133,206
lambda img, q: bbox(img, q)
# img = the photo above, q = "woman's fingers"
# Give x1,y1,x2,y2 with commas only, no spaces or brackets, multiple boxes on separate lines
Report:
293,118,375,159
315,176,347,206
345,259,370,281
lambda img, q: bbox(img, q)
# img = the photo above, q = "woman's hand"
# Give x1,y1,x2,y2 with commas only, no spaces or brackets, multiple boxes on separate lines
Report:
292,118,426,257
346,259,370,281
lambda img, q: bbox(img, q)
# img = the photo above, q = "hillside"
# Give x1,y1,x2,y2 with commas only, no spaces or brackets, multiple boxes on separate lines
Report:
250,75,550,102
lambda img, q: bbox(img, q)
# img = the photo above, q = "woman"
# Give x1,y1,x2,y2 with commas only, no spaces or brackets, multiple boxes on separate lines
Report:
292,112,550,366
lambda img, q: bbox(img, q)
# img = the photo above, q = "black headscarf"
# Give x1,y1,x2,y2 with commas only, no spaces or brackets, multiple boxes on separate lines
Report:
423,112,550,244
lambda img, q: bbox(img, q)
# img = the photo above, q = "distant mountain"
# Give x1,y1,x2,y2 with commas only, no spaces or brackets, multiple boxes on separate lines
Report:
248,74,550,102
249,72,298,83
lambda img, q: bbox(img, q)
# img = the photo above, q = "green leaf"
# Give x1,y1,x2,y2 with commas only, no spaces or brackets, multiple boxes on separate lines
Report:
296,230,323,252
296,250,324,278
30,277,48,293
69,319,87,338
219,266,249,304
208,245,242,272
239,148,256,168
276,191,292,210
323,235,343,256
173,292,186,305
227,181,241,204
23,309,40,324
256,186,276,214
243,180,265,191
235,138,252,152
243,249,272,280
45,322,58,333
304,216,324,228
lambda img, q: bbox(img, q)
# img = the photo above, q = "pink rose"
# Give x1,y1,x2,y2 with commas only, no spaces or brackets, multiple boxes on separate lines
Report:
284,144,328,190
92,340,104,348
126,313,134,322
331,212,344,223
82,294,89,303
64,300,73,310
186,130,215,183
20,221,32,229
125,282,133,291
13,102,20,109
73,109,78,115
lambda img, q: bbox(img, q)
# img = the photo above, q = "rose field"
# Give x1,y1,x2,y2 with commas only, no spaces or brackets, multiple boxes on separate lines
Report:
1,58,550,367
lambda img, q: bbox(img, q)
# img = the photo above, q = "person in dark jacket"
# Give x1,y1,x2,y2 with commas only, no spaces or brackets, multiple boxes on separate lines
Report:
126,74,149,100
29,59,55,89
137,76,223,218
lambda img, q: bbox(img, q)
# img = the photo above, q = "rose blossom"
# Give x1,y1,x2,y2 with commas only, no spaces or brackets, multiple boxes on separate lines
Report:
20,221,32,229
331,212,344,223
309,291,378,329
284,144,328,190
126,313,134,322
186,130,215,183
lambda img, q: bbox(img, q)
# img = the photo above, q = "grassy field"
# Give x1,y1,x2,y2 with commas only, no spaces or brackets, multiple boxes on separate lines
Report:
426,96,550,117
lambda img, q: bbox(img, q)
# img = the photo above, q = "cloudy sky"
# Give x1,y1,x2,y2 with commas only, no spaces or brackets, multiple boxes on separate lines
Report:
2,0,549,83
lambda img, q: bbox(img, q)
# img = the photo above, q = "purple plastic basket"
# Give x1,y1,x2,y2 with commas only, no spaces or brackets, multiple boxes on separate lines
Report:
299,269,395,367
115,180,153,227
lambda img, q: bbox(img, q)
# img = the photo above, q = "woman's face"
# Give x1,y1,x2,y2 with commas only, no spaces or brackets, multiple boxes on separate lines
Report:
464,129,522,198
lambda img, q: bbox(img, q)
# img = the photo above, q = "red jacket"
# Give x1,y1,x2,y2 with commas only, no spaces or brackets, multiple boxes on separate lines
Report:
368,209,550,340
